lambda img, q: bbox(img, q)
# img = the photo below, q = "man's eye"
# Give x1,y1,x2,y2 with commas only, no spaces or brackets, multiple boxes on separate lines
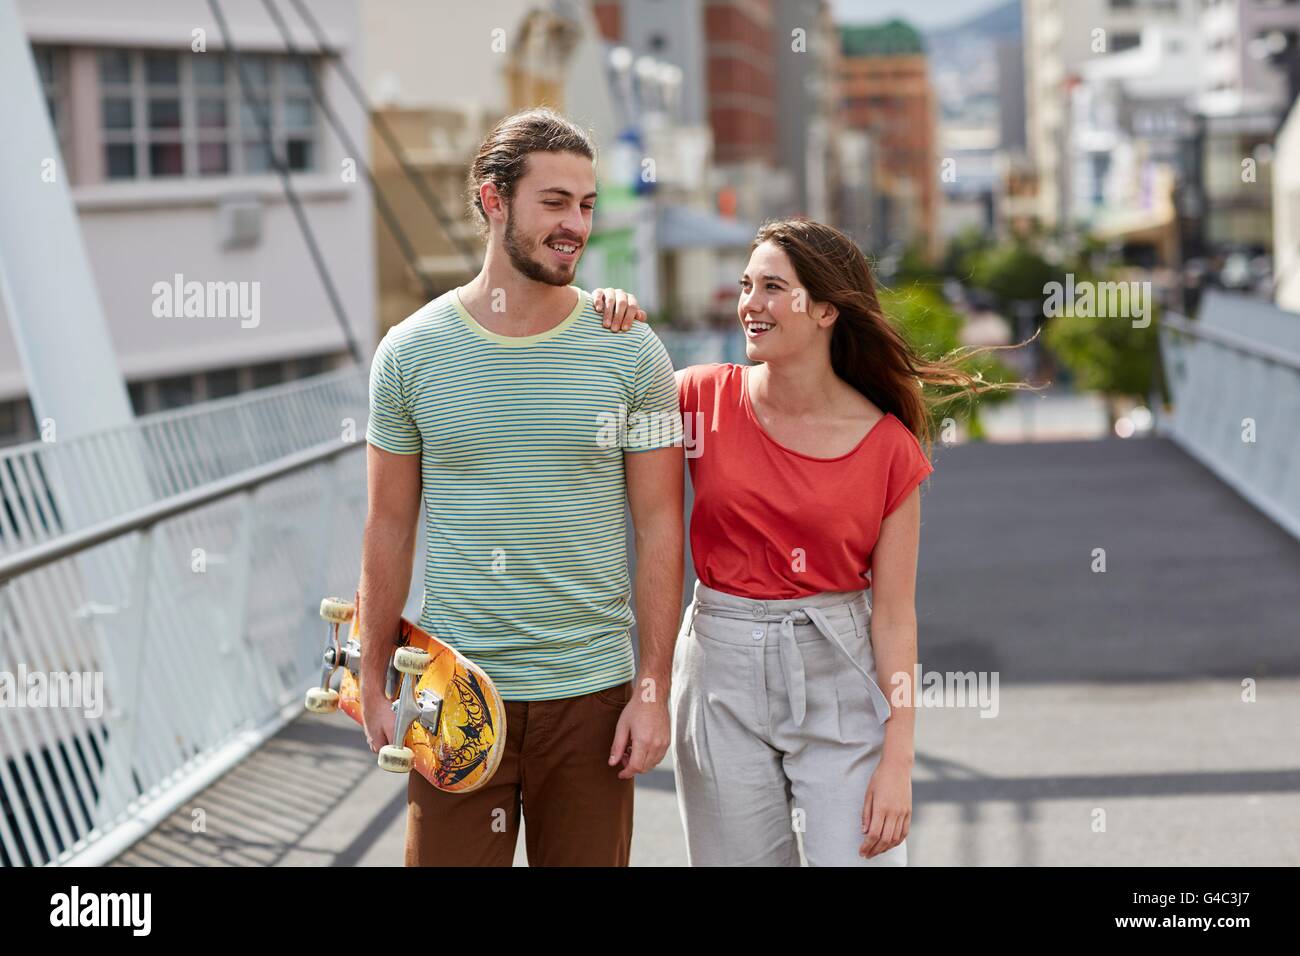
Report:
544,201,563,207
582,204,594,212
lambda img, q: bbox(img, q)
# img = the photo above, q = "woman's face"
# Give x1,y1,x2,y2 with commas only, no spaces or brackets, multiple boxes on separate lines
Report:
737,241,835,362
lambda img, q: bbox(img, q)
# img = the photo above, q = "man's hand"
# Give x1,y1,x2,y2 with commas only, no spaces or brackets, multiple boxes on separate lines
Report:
608,686,670,779
361,687,397,755
592,288,647,331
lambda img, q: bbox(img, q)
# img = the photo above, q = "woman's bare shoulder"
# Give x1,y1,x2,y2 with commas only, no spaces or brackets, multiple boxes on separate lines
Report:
840,385,887,430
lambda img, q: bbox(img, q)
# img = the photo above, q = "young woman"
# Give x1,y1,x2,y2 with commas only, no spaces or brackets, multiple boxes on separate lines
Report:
597,217,1028,866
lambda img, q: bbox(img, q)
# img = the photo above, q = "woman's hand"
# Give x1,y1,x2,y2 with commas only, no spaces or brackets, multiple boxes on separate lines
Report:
860,755,911,858
592,288,647,331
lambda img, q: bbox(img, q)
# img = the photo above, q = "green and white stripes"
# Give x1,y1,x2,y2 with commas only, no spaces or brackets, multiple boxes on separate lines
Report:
365,287,681,700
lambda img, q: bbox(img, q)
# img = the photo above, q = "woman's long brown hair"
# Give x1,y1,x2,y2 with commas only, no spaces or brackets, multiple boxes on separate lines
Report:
752,218,1042,458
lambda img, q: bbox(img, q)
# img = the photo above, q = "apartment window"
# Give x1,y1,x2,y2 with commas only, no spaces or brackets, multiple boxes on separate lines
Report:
97,48,317,180
204,367,241,399
157,374,195,409
194,54,231,174
1108,0,1136,8
251,362,284,389
0,398,38,446
290,355,326,379
1111,33,1141,52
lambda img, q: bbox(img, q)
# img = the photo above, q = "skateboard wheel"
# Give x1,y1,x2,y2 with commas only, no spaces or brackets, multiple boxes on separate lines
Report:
393,646,430,675
304,687,340,713
378,745,414,774
319,597,355,623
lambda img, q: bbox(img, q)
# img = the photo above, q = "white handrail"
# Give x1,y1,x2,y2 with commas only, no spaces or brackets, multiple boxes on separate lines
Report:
0,371,375,866
1158,312,1300,542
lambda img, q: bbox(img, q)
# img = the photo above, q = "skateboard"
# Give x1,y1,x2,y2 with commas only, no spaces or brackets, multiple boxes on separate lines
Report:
303,593,506,793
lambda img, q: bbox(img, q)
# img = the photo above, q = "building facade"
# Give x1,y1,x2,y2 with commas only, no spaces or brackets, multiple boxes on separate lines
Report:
838,19,938,257
6,0,374,446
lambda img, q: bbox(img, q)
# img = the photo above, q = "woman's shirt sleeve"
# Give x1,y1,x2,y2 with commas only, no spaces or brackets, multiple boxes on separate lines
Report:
881,422,935,518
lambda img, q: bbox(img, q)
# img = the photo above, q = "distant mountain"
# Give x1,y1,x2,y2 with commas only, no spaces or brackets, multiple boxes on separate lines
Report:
926,0,1021,46
926,1,1021,128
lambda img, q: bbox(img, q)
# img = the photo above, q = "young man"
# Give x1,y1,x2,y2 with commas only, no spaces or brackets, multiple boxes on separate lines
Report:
360,107,684,866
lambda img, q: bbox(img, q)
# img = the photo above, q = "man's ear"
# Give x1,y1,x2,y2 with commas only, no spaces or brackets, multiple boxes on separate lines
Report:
480,182,505,224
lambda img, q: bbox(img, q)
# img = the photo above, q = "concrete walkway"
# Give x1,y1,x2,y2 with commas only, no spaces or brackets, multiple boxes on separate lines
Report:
112,434,1300,866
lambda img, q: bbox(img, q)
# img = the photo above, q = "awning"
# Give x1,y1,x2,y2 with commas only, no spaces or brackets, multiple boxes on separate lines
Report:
657,205,756,250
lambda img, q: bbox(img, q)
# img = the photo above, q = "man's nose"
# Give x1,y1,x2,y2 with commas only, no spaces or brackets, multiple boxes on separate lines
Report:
561,208,588,240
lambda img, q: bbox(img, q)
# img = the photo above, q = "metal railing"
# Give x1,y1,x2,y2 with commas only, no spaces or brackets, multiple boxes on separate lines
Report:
1158,312,1300,541
0,371,378,866
0,327,753,867
0,366,369,553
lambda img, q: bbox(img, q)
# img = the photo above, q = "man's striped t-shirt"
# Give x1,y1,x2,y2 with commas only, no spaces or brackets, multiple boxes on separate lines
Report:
365,285,683,700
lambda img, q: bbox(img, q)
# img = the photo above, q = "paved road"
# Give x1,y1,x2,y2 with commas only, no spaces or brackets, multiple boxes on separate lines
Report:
113,433,1300,866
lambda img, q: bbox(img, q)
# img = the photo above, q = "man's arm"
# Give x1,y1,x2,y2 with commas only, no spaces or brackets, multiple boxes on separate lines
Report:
624,444,685,698
357,443,422,752
606,443,684,778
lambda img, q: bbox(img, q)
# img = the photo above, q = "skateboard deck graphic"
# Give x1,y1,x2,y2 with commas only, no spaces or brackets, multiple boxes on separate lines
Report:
305,594,506,794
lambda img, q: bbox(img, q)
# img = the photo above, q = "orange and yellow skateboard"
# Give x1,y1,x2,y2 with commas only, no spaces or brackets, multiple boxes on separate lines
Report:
304,592,506,793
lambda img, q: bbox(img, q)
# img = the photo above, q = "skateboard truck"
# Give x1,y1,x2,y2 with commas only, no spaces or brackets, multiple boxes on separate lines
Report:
302,592,507,793
304,596,358,713
376,645,434,773
305,597,440,777
386,685,444,763
305,595,407,711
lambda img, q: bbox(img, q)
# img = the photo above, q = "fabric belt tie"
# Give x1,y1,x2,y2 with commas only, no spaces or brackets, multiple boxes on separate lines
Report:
691,601,892,727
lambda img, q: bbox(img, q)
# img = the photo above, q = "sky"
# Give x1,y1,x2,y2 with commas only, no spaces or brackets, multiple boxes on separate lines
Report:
828,0,1011,32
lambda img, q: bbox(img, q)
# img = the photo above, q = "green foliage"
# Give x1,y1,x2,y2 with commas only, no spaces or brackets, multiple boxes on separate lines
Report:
968,240,1062,307
1040,274,1160,399
879,284,1019,437
908,228,1161,410
942,227,995,282
878,285,960,354
890,241,944,288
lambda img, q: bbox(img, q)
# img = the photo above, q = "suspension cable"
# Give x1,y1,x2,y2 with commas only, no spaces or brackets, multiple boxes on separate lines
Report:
204,0,362,366
258,0,438,301
284,0,482,272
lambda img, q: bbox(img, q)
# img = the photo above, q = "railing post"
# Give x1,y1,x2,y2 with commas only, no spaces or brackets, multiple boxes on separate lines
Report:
225,488,273,715
95,527,155,828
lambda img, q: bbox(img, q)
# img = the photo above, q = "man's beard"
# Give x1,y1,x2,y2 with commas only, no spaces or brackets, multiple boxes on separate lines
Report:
503,211,577,287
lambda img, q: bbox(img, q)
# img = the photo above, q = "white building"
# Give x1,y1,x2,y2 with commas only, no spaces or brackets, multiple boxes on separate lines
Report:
3,0,374,446
1068,21,1203,242
1274,98,1300,312
1200,0,1300,115
1022,0,1200,230
1194,0,1300,252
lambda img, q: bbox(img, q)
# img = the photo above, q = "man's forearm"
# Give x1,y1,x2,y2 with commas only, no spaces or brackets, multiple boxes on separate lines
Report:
357,519,416,701
632,524,683,703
